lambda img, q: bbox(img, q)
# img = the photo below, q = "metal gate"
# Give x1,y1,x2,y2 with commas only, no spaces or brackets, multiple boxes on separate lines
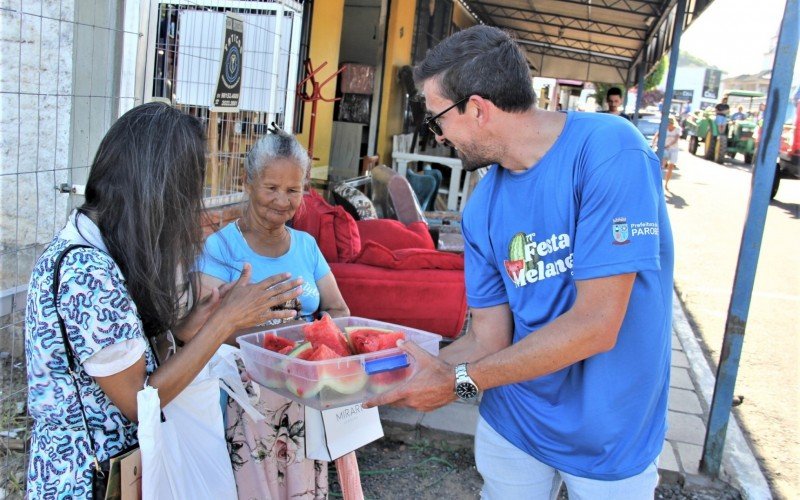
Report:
0,0,302,494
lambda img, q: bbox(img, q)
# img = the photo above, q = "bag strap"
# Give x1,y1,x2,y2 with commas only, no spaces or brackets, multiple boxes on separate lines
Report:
52,243,103,473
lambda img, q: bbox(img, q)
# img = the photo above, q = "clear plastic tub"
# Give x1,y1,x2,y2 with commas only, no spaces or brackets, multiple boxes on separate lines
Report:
236,316,442,410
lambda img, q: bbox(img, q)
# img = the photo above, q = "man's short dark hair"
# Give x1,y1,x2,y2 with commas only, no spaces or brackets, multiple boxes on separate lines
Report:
413,25,535,113
606,87,623,99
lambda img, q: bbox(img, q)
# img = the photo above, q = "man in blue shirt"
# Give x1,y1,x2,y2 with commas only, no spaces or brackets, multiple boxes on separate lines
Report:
731,106,747,121
366,25,674,499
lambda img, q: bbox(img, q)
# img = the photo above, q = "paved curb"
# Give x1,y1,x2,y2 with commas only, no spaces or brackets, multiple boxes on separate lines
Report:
671,290,773,499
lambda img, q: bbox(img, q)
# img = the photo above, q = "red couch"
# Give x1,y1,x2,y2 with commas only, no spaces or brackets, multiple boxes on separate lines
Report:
292,190,467,338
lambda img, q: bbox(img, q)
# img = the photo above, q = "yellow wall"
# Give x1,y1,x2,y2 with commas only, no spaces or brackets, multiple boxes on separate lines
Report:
376,1,417,165
296,0,345,168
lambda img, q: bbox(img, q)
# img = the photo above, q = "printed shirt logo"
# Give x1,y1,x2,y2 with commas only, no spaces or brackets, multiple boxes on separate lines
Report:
503,232,573,288
611,216,660,245
612,217,630,245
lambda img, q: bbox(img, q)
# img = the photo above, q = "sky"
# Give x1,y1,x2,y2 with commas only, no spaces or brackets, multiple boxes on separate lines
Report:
679,0,795,77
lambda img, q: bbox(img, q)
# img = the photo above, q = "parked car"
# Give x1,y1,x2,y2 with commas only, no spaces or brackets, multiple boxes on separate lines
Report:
772,88,800,198
634,113,662,143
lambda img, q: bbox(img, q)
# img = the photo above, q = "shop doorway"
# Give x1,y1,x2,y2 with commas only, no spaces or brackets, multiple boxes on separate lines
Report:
328,0,388,181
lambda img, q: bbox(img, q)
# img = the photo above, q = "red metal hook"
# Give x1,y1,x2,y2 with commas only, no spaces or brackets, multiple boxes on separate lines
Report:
297,59,346,163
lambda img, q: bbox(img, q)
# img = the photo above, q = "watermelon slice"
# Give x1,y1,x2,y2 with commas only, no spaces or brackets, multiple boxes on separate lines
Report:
254,336,301,389
306,343,340,361
277,345,295,356
347,328,405,354
307,344,368,395
285,342,325,398
302,316,351,357
285,343,368,398
369,366,411,393
262,334,296,353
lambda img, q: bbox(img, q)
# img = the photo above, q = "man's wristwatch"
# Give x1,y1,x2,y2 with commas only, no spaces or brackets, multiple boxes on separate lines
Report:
454,363,480,401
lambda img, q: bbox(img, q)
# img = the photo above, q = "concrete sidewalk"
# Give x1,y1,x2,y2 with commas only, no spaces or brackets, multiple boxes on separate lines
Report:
378,291,772,499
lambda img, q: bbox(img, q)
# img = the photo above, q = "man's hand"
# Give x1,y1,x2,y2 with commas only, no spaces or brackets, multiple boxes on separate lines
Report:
363,341,457,412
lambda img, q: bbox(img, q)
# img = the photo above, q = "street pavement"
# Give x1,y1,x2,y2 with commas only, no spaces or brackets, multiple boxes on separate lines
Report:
380,140,797,498
665,142,799,499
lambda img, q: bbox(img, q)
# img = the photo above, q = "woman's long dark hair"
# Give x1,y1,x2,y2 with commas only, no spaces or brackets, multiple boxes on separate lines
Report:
81,102,206,337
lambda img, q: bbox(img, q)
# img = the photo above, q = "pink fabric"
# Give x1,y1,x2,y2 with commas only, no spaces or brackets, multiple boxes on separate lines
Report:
355,241,464,270
226,380,328,499
356,219,435,251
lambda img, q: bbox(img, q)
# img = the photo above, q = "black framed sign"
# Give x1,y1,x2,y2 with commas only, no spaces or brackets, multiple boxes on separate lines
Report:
213,13,244,111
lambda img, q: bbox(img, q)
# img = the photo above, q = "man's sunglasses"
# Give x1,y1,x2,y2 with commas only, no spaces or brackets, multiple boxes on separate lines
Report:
423,96,470,136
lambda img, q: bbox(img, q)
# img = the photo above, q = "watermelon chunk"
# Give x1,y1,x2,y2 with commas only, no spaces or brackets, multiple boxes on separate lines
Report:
302,316,351,357
285,343,367,398
308,344,368,395
306,343,340,361
262,334,296,353
369,367,411,393
285,342,324,398
254,335,299,389
347,328,405,354
277,345,295,356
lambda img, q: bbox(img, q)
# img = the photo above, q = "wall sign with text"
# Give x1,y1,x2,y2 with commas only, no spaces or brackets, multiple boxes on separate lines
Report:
213,14,244,112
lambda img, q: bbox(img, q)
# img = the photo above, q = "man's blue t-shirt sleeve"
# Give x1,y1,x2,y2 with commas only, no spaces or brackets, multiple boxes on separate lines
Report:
463,216,508,308
572,148,662,280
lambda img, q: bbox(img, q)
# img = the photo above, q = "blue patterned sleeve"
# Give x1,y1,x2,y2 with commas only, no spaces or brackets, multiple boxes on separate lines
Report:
56,248,146,364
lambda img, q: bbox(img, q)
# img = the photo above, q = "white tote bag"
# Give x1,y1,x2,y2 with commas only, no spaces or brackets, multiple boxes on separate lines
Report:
137,363,237,500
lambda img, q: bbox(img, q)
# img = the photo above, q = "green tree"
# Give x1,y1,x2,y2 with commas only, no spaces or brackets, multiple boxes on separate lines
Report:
592,55,668,107
645,56,668,91
592,82,613,107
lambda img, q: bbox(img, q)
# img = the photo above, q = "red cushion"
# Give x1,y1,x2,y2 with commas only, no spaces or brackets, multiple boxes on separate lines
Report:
355,241,463,270
292,191,360,263
356,219,435,250
334,209,361,263
330,262,467,338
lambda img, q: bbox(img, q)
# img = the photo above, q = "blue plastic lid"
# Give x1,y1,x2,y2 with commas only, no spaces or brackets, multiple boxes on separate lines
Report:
364,354,409,375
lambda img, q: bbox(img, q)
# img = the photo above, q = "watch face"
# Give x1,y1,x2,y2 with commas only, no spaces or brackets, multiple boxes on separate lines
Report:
456,382,478,400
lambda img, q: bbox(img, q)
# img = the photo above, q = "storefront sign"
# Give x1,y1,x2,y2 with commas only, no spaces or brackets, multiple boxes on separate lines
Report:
673,89,694,101
702,69,722,100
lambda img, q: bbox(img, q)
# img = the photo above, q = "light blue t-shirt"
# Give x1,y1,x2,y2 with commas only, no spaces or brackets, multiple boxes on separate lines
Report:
463,112,674,480
197,222,331,319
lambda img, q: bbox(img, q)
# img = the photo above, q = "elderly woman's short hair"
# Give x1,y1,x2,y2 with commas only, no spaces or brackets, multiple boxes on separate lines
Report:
244,131,310,183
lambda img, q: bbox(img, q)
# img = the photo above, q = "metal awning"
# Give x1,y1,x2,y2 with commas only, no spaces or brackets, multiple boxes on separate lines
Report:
462,0,716,84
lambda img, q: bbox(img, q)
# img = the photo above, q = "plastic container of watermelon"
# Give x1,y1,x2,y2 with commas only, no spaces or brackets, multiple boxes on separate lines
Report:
236,316,442,410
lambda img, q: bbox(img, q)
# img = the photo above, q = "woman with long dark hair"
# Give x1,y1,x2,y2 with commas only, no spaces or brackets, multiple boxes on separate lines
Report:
25,102,302,498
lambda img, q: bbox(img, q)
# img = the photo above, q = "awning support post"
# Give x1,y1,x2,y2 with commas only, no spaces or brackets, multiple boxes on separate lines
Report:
634,59,646,123
656,0,686,159
700,0,799,476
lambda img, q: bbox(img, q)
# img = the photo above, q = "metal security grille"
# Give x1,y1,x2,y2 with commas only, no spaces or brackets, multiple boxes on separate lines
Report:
0,0,301,494
148,1,303,207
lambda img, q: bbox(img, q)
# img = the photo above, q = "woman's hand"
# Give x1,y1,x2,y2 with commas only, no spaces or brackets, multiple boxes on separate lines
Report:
172,280,236,344
212,263,304,334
